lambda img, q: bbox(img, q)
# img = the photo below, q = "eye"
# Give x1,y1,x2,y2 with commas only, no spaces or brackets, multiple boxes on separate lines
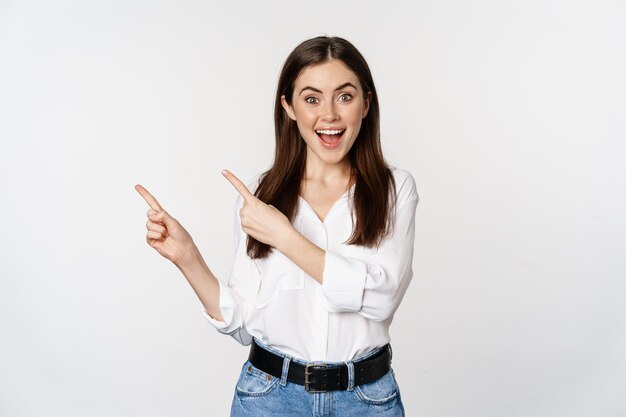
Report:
305,96,319,104
338,93,353,102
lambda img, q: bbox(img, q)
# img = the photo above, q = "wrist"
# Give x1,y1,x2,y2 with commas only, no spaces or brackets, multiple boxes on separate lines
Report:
275,225,300,254
175,244,203,273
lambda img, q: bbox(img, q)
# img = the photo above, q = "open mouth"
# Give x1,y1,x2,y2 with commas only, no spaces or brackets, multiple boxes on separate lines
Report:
315,129,345,148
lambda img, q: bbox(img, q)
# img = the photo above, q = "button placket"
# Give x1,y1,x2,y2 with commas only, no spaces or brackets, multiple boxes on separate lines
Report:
318,223,330,357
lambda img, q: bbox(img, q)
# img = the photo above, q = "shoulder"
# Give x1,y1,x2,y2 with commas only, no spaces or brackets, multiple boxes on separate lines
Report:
390,166,419,207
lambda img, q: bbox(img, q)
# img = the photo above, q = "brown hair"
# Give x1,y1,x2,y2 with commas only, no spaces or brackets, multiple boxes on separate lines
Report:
247,35,397,259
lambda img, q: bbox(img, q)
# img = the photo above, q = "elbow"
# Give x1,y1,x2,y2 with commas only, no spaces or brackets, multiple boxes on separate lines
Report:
321,255,413,320
322,291,403,322
359,299,399,322
360,274,413,322
322,295,363,314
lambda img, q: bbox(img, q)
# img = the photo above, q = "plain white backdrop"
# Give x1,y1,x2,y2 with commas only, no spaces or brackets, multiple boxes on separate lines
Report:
1,0,625,416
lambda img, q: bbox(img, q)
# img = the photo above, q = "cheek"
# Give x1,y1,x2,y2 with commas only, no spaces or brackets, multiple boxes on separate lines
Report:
343,105,364,123
295,119,315,141
346,116,364,140
294,109,316,128
346,112,364,131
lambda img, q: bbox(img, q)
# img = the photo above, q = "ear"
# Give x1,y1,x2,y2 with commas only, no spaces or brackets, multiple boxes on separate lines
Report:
362,91,372,119
280,95,297,121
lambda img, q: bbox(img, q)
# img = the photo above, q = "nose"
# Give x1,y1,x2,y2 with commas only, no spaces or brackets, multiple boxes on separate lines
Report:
321,100,339,122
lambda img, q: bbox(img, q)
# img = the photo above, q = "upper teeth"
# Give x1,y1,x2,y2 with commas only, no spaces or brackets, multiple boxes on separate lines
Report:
316,129,344,135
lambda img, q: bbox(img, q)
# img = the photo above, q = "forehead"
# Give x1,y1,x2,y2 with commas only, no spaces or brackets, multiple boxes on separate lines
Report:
295,60,361,90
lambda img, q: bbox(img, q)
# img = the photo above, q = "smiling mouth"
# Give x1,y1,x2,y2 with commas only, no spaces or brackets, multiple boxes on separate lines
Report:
315,129,345,145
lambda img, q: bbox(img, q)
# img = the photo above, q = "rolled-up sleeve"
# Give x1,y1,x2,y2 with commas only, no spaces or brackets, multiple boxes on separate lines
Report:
201,278,249,343
200,192,260,346
321,174,419,321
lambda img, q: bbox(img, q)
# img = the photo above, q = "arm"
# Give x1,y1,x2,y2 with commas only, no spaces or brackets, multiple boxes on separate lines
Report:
277,198,418,321
275,230,325,284
135,183,232,325
198,193,260,345
176,248,224,322
276,172,419,322
323,197,418,321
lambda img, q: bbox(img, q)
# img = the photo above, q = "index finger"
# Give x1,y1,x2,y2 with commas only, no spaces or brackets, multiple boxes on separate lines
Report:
134,184,164,211
221,169,255,202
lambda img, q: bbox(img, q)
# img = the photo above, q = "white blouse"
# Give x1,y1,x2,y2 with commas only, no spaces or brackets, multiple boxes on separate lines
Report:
202,167,419,362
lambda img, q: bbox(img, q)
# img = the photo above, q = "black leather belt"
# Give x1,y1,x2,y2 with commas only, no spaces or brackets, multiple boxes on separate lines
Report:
248,339,392,393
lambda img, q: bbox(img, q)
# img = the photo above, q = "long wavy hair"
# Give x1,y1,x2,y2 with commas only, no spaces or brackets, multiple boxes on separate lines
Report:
247,36,397,259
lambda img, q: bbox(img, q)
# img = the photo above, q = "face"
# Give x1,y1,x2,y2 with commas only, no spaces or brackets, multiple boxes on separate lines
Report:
281,59,371,169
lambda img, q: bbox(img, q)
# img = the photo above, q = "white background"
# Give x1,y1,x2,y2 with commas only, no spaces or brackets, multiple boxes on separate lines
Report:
1,0,625,416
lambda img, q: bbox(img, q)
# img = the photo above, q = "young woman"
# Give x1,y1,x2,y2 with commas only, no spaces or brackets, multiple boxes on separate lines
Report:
136,36,418,417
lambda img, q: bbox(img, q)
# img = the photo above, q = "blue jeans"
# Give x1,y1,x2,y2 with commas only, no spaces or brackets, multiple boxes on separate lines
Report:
230,337,406,417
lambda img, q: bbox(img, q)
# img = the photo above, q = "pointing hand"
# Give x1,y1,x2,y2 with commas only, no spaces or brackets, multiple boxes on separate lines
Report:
222,169,294,248
135,184,196,267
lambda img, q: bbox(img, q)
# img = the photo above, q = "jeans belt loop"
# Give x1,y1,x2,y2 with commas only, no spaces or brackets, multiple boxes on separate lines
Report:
346,360,355,391
280,356,291,386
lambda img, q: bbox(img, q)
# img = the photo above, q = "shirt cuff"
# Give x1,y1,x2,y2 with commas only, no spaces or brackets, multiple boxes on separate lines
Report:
200,278,237,332
321,250,367,313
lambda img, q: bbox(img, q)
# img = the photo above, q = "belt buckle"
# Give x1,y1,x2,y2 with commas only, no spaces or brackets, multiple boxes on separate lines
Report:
304,363,328,393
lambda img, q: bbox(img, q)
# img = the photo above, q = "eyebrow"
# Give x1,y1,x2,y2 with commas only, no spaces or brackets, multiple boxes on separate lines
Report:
298,82,358,96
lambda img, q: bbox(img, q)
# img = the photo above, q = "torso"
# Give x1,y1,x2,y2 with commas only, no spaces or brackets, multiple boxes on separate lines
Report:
299,177,355,223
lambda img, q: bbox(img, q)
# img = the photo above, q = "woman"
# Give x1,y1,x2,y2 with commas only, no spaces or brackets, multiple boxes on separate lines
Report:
136,35,418,417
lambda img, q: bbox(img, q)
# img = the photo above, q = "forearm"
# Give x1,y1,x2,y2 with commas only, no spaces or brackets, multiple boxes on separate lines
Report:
276,228,325,285
175,247,224,322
